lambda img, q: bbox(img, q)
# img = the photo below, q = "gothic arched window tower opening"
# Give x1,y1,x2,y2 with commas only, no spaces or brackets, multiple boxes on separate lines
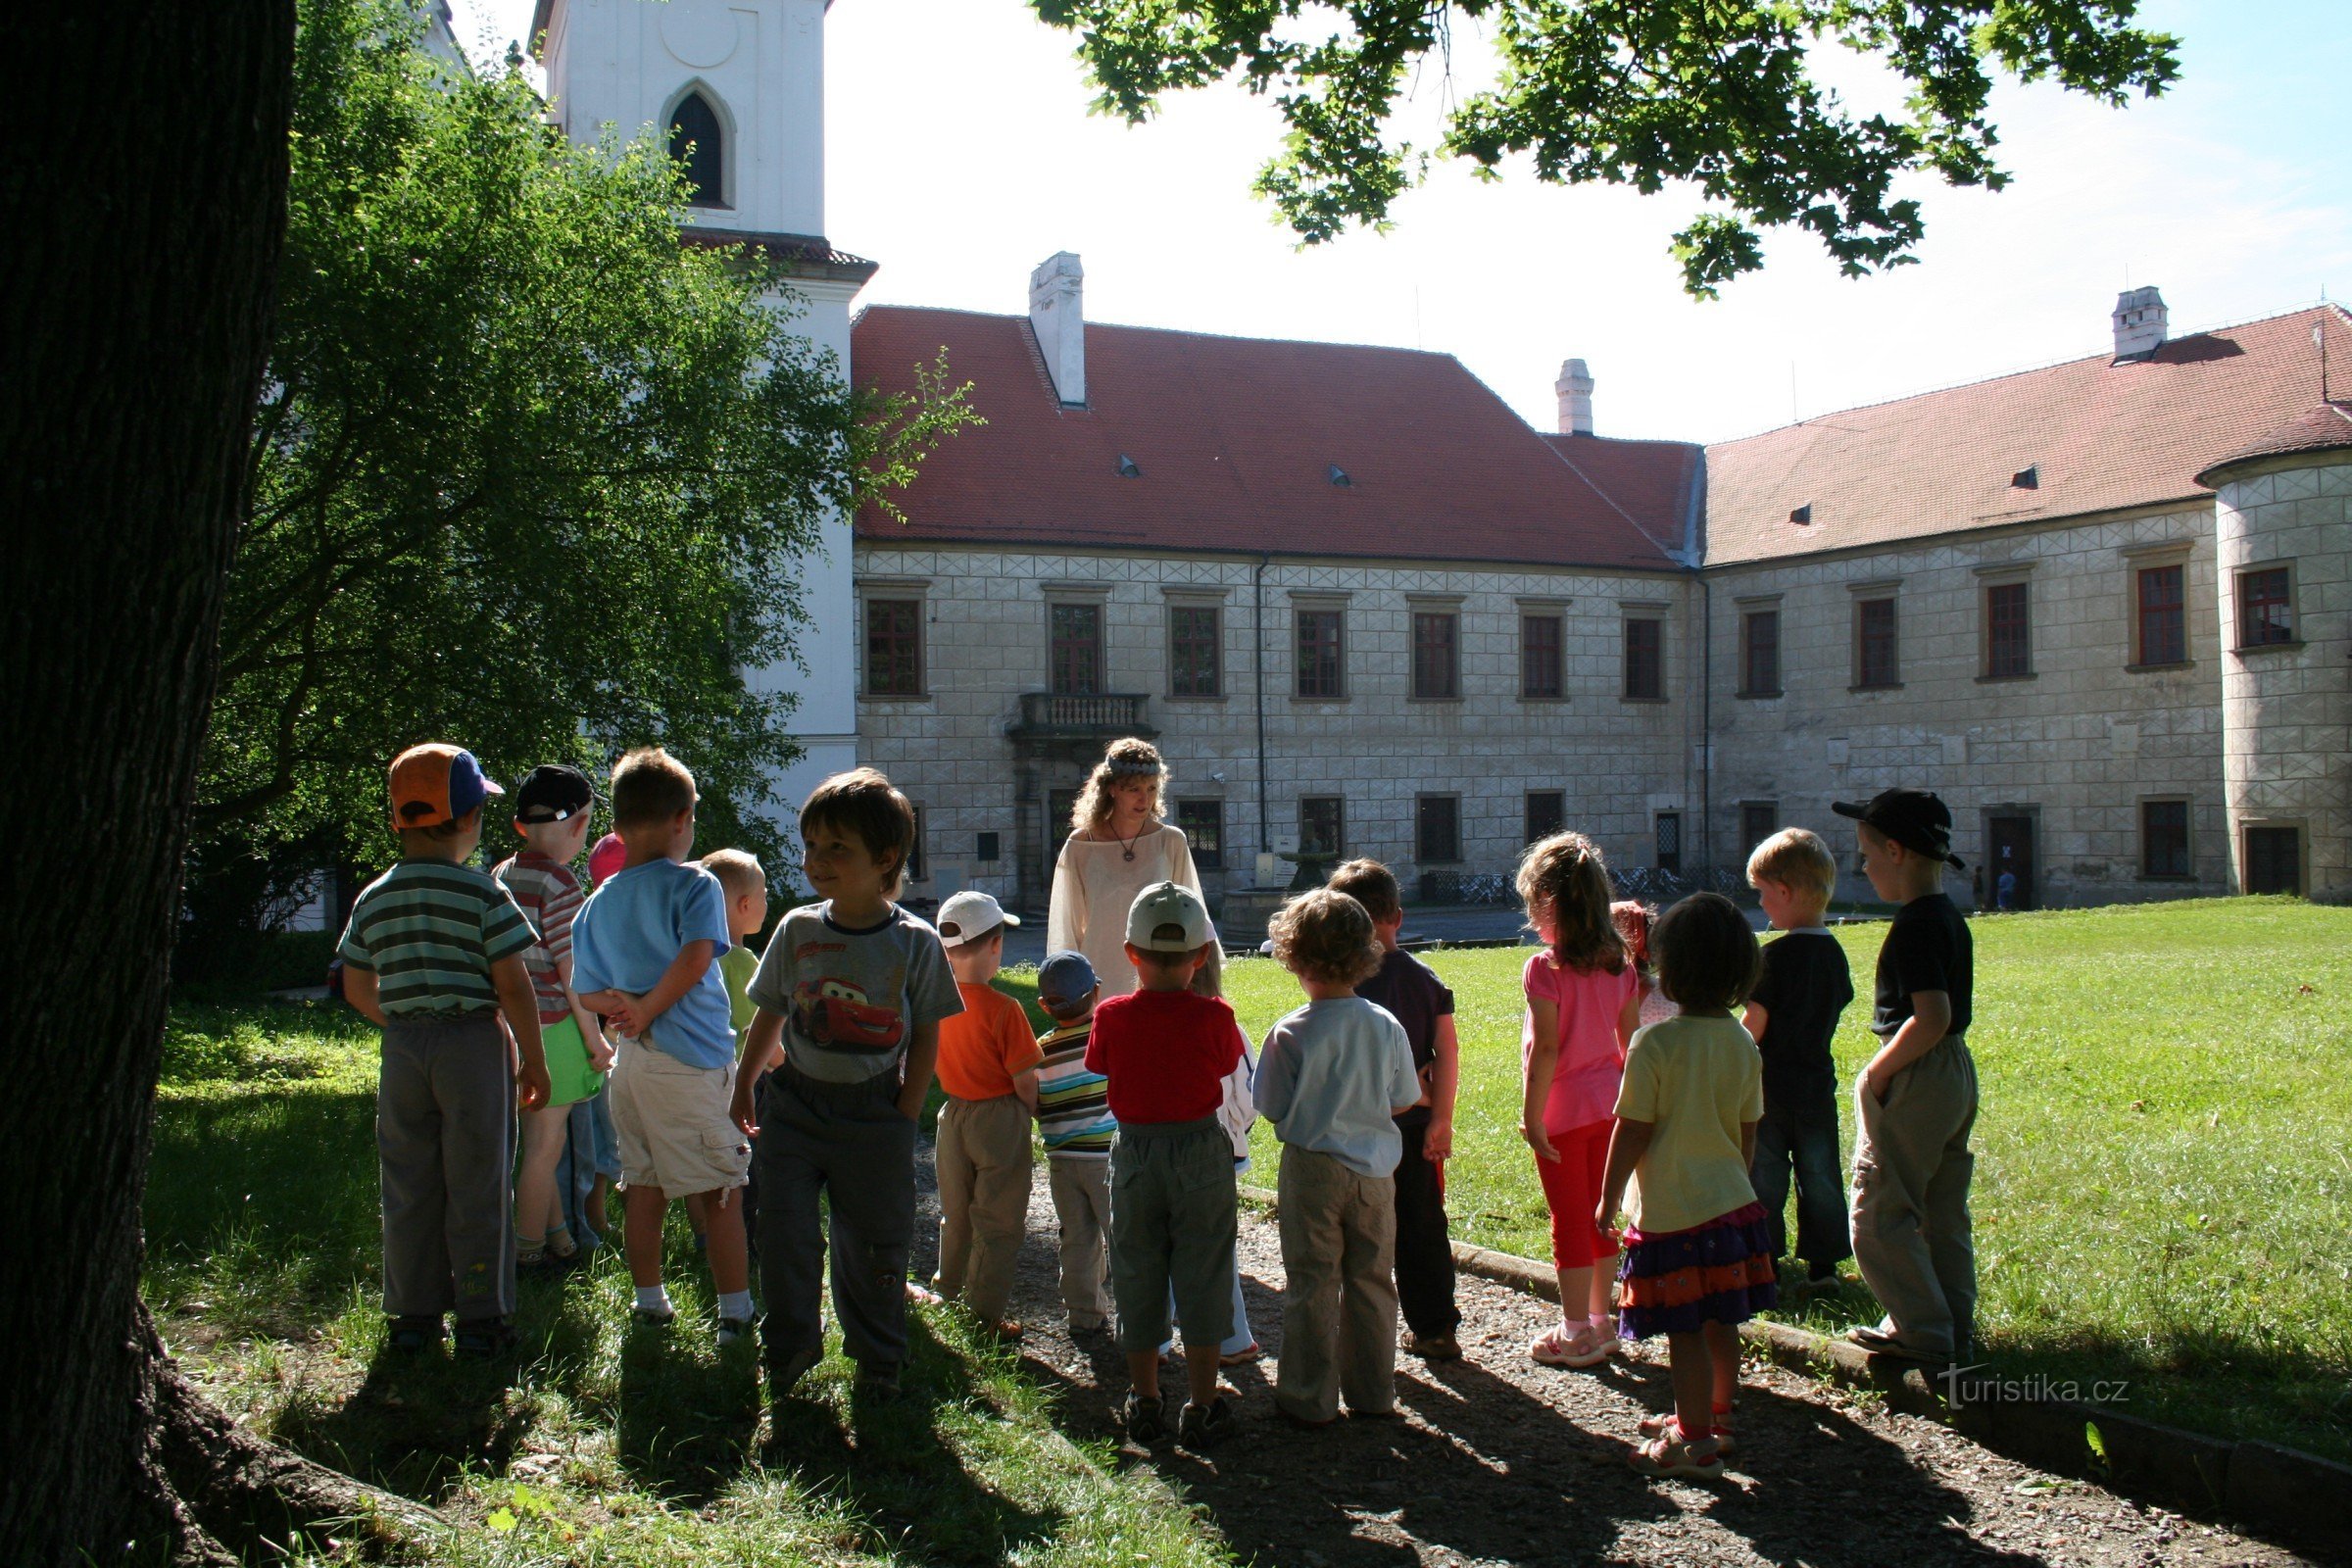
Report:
668,90,725,208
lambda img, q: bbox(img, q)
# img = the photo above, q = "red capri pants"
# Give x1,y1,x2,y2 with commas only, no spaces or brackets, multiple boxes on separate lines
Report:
1537,1121,1617,1268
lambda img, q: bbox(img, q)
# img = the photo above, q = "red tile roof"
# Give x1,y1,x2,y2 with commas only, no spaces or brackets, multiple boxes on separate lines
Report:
851,307,1692,572
2196,401,2352,485
1703,305,2352,565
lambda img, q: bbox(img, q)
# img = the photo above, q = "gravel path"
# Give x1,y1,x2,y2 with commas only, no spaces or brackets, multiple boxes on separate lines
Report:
909,1152,2326,1568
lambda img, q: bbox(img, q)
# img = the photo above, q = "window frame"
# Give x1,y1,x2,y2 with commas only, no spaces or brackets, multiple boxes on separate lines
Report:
1298,795,1346,859
1739,606,1782,698
1416,793,1463,864
1166,602,1223,700
1294,604,1347,700
1740,801,1777,855
1410,609,1461,701
2138,797,2192,881
1853,594,1901,690
1519,612,1565,701
861,595,926,698
1524,790,1566,846
1621,612,1665,702
667,89,729,209
2133,560,2189,668
2235,564,2296,651
1174,799,1224,870
1048,599,1105,695
1984,579,2033,680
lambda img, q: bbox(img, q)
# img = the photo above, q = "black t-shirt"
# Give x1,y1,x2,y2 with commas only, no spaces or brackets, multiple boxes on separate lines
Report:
1748,930,1853,1098
1355,947,1454,1128
1872,894,1974,1042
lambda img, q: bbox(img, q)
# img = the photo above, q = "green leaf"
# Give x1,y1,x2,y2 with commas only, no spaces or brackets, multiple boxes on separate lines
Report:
485,1508,517,1534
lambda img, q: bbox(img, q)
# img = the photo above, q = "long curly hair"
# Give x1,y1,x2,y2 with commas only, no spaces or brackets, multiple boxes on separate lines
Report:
1070,737,1166,836
1515,830,1627,974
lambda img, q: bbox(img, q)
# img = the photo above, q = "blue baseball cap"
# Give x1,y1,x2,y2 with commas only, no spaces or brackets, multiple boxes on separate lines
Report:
1037,950,1099,1005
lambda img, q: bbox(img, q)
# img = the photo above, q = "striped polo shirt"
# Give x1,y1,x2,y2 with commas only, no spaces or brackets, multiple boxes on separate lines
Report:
1034,1018,1114,1158
493,852,585,1025
338,858,535,1017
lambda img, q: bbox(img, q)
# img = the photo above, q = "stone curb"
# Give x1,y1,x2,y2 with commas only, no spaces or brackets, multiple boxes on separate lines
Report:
1428,1231,2352,1557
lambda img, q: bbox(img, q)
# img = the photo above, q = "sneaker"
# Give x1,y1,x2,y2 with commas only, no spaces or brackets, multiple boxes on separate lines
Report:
1218,1341,1261,1367
768,1341,824,1398
1123,1393,1168,1444
1641,1406,1736,1456
1806,1259,1840,1286
386,1315,442,1353
1629,1426,1726,1481
631,1303,676,1329
856,1362,902,1402
1404,1331,1462,1362
1178,1396,1238,1447
453,1317,519,1357
716,1315,757,1349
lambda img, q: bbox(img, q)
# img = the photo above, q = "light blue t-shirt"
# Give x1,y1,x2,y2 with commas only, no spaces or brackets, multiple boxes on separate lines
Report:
1255,997,1420,1179
570,858,735,1070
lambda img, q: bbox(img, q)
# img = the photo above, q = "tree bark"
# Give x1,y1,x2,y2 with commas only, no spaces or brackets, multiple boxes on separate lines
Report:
0,3,317,1561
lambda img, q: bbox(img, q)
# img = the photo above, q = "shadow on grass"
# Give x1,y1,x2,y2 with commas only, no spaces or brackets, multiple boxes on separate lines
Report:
276,1344,531,1503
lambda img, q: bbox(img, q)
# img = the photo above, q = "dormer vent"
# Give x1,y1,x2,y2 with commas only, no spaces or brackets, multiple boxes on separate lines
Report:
1789,504,1813,525
1116,454,1141,478
2012,465,2038,489
1327,464,1352,487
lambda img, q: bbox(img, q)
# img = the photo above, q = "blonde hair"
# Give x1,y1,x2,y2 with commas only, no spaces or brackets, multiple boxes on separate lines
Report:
700,848,765,902
611,747,696,828
1515,830,1626,974
1269,889,1385,988
1746,827,1838,899
1071,737,1166,835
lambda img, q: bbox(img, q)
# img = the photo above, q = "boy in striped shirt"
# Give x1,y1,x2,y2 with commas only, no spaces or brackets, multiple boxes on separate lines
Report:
1033,951,1114,1334
339,745,550,1355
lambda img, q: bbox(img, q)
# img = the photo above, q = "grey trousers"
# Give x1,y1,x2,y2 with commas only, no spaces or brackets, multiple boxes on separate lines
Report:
1108,1118,1237,1353
1276,1146,1398,1423
935,1093,1035,1324
377,1014,515,1322
1851,1036,1979,1358
756,1064,918,1373
1047,1155,1112,1329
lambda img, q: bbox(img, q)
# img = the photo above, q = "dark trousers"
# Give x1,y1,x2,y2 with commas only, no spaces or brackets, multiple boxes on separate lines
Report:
377,1015,514,1322
1392,1119,1460,1336
1750,1086,1851,1268
756,1065,918,1375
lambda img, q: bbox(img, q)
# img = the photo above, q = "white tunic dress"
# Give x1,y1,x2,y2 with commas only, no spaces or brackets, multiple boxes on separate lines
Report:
1045,822,1205,1000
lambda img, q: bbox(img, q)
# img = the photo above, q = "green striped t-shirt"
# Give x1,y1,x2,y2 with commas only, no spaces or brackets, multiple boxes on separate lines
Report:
338,858,535,1017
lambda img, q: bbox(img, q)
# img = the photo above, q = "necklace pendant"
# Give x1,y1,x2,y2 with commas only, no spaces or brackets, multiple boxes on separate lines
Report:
1122,848,1136,861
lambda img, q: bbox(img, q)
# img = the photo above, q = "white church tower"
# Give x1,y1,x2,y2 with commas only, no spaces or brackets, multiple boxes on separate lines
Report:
531,0,873,836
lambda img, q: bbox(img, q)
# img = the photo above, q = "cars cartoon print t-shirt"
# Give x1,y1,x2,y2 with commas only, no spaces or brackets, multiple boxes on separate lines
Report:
746,902,964,1085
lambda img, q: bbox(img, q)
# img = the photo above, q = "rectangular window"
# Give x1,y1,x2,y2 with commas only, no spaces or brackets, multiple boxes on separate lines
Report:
1416,795,1461,863
1296,609,1344,698
1050,602,1102,695
2136,564,2186,666
2245,825,2300,895
976,831,1001,863
1412,612,1460,699
1740,802,1777,853
1299,796,1345,858
2140,800,2190,879
1740,609,1780,696
1654,811,1683,875
1169,605,1221,698
864,598,922,696
1525,790,1565,845
1856,597,1899,688
1521,614,1563,699
1175,799,1223,869
1985,581,2032,677
2238,566,2294,648
1623,616,1663,700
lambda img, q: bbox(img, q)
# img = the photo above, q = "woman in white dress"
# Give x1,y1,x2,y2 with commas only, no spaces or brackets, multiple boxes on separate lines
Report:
1045,737,1254,1360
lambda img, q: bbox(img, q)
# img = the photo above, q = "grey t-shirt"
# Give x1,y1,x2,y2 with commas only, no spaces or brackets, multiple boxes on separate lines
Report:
747,902,963,1084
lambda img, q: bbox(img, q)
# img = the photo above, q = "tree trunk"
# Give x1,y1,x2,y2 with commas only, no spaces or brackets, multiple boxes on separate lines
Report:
0,3,357,1561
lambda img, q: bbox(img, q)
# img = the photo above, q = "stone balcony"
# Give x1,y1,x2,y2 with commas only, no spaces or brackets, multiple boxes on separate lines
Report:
1005,692,1156,744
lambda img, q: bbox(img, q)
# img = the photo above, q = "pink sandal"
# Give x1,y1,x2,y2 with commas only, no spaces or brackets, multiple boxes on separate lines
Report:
1640,1405,1735,1455
1629,1422,1726,1480
1528,1324,1611,1369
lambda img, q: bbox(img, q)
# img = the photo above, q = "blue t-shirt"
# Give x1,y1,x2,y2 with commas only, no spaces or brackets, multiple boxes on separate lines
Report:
1255,997,1420,1179
570,858,735,1069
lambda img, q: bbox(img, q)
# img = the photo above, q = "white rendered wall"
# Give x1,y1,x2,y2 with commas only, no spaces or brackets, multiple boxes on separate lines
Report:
2215,455,2352,901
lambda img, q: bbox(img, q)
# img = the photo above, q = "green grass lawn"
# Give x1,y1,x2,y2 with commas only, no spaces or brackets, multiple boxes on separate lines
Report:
1219,896,2352,1465
146,1006,1231,1567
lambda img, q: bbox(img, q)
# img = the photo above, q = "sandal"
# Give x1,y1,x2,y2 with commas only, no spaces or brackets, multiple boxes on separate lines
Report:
1641,1405,1736,1455
453,1317,519,1357
1629,1424,1726,1480
1529,1324,1610,1369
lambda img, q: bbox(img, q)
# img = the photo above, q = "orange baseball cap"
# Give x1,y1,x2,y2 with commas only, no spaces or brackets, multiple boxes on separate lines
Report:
387,744,503,829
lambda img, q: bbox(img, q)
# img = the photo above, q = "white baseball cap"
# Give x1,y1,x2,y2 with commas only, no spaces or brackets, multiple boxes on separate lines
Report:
937,889,1019,949
1125,881,1214,952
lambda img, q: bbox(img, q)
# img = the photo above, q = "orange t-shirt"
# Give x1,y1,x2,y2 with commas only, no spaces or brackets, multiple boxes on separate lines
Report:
936,981,1044,1101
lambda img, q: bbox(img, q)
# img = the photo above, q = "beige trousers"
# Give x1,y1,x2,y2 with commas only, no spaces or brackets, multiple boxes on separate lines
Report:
1276,1146,1398,1423
934,1093,1034,1324
1851,1036,1979,1358
1048,1155,1112,1329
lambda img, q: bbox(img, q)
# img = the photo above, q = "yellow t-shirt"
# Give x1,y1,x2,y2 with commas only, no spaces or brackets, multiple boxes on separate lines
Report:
1613,1013,1765,1235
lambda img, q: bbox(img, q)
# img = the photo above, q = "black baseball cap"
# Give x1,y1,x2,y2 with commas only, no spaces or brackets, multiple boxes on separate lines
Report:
1833,787,1966,871
514,763,595,824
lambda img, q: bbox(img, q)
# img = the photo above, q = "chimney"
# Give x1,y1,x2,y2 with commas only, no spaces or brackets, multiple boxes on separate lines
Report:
1554,358,1594,435
2112,286,2169,361
1029,252,1086,407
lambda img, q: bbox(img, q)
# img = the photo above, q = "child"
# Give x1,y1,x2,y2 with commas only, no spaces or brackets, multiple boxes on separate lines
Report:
1612,900,1659,1011
1741,828,1854,1286
1597,892,1776,1480
1832,788,1978,1365
564,832,632,1248
1257,889,1422,1427
1515,831,1642,1368
730,767,962,1402
569,748,754,1344
930,890,1041,1337
1033,951,1113,1333
494,763,612,1273
1088,882,1247,1447
1328,858,1463,1361
703,849,769,1246
338,744,550,1354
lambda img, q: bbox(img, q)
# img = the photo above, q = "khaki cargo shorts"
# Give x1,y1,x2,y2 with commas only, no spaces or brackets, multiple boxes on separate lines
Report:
609,1036,751,1196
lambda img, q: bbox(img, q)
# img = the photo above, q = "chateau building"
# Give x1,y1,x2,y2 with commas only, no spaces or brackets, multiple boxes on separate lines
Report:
533,0,2352,916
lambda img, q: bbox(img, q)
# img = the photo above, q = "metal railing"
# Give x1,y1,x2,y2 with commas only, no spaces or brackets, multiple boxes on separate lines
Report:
1011,692,1152,733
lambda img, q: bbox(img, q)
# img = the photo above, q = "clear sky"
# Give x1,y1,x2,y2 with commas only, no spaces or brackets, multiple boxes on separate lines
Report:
451,0,2350,445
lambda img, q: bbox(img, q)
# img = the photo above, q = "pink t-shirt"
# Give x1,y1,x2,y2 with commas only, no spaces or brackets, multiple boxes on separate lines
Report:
1522,951,1640,1136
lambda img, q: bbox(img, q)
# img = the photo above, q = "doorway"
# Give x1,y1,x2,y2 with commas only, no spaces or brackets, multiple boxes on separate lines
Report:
1987,813,2035,910
2244,824,2302,895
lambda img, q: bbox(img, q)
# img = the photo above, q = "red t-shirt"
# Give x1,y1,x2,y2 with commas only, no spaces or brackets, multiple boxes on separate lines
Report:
1084,988,1247,1125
